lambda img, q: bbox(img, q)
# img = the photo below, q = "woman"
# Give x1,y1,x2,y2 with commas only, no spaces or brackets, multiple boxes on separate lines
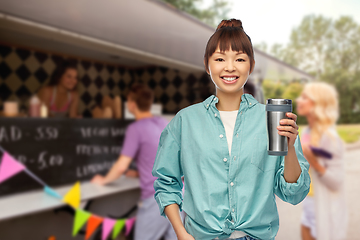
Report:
37,60,79,118
152,19,310,240
297,82,348,240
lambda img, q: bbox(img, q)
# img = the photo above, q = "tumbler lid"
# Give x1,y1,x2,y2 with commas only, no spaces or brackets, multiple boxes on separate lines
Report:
266,99,292,105
266,99,292,112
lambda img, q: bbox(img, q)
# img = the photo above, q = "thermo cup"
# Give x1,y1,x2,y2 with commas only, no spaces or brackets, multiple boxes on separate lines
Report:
266,99,292,156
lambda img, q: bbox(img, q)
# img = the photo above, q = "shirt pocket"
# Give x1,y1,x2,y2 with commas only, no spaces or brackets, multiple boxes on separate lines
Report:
251,133,278,172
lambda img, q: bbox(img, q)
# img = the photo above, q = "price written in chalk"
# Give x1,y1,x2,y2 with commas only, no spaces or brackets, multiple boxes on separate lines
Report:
15,151,63,171
34,127,59,141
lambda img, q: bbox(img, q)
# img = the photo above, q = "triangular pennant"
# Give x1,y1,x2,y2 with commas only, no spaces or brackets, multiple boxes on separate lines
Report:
63,182,81,209
112,219,126,239
85,215,103,240
102,218,116,240
0,152,25,183
72,209,91,236
125,217,136,236
44,186,62,199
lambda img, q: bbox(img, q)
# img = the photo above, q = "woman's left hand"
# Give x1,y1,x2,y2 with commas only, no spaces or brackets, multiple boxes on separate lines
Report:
277,112,299,149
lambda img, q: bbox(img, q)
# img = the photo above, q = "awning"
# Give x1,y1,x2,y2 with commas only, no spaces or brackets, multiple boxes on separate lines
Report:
0,0,314,80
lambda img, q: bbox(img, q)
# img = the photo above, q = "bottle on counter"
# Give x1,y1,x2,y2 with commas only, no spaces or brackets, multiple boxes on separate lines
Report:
29,95,41,117
3,101,19,117
40,103,48,118
114,96,122,119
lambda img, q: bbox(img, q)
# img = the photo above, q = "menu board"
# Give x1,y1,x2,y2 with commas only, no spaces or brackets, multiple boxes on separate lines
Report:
0,118,133,196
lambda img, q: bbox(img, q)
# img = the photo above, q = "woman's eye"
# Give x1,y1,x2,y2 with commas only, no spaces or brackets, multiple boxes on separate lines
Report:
236,58,245,62
215,58,224,62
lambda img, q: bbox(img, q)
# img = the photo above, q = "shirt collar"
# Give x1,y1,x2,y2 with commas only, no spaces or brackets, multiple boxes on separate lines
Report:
203,94,258,110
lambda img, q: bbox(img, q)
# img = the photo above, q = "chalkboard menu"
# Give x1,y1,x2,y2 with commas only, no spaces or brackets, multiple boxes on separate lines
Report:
0,118,133,196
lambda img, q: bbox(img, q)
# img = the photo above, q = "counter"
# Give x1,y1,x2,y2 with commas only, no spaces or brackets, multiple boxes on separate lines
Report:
0,118,140,239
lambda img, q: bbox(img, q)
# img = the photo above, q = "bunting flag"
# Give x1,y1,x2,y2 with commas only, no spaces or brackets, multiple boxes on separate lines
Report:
102,218,116,240
63,181,81,209
85,215,103,240
44,186,62,199
73,209,91,236
0,152,25,183
112,219,126,239
125,217,136,236
0,147,135,239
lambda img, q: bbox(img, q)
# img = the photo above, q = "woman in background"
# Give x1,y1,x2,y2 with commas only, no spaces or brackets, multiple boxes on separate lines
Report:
297,82,348,240
38,60,79,118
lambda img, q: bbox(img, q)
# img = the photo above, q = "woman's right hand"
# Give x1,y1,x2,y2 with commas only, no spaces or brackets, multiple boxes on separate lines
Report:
178,233,195,240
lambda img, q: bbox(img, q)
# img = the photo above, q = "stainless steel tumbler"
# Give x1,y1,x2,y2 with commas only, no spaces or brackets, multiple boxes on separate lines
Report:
266,99,293,156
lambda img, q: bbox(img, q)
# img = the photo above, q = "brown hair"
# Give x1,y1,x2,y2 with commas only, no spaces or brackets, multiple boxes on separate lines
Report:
49,60,78,86
127,83,154,111
204,19,254,73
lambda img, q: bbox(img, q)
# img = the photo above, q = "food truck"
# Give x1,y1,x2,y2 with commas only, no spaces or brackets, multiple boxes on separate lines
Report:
0,0,314,239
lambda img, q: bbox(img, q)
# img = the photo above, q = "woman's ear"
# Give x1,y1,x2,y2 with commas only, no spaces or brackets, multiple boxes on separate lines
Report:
249,60,255,74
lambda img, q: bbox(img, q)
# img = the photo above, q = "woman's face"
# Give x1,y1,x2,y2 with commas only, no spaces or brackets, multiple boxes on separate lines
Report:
296,91,314,117
207,46,253,95
60,68,78,90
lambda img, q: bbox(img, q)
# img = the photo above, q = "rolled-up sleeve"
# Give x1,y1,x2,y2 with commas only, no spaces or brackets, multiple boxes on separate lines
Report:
274,135,311,205
152,123,183,217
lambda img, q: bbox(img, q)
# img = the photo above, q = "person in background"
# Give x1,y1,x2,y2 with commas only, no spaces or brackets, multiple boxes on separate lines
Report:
296,82,347,240
91,83,176,240
91,95,122,119
152,19,310,240
37,60,79,118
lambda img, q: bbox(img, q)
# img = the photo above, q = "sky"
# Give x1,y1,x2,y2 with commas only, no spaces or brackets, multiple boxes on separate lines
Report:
203,0,360,47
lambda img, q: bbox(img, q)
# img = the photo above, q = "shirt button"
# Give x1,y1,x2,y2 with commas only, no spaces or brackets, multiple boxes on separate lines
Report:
240,111,242,114
206,104,209,107
249,102,252,105
230,182,234,186
233,156,236,161
223,158,227,162
219,134,223,138
236,133,239,137
214,113,217,117
232,208,235,212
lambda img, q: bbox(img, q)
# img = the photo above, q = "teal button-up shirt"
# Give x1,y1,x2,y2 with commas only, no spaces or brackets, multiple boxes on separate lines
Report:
152,94,310,240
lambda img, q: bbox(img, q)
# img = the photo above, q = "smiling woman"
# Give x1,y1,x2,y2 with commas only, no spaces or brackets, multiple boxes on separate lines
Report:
152,18,310,240
204,19,255,111
37,60,80,118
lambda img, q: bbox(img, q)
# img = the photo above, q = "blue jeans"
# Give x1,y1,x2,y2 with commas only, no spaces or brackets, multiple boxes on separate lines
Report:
134,196,177,240
230,236,258,240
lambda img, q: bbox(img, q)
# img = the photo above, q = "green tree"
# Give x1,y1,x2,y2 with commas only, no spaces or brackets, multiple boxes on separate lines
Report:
270,15,360,124
262,79,286,100
291,15,332,77
282,82,306,124
254,42,268,53
322,16,360,123
161,0,230,27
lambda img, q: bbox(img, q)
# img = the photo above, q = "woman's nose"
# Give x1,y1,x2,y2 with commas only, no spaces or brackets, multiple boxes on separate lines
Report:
225,62,235,71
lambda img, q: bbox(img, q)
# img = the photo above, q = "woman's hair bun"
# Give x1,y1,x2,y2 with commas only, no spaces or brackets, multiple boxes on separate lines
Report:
216,19,243,31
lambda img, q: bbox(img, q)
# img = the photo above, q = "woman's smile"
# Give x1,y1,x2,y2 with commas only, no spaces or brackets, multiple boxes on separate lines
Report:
221,75,239,84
